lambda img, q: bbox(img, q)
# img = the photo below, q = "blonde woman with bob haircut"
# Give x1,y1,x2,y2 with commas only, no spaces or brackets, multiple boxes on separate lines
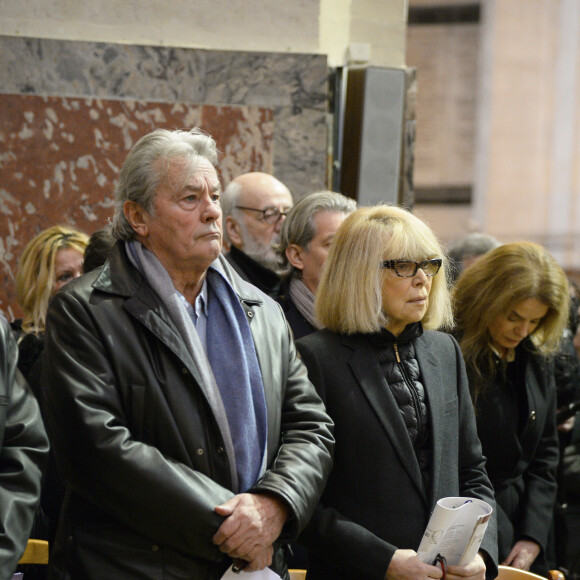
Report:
14,225,88,377
315,204,453,334
452,242,569,576
296,204,498,580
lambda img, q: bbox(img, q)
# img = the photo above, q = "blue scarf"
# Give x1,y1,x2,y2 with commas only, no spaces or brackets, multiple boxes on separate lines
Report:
205,268,267,492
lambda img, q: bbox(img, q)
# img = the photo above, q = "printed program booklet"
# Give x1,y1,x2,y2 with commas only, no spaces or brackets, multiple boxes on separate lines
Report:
417,496,493,566
221,565,281,579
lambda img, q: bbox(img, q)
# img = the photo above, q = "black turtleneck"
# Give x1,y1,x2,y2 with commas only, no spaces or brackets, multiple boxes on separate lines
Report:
224,245,282,299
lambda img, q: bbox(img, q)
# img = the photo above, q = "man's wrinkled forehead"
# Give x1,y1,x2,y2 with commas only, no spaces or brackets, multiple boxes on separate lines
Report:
239,181,292,209
157,155,221,191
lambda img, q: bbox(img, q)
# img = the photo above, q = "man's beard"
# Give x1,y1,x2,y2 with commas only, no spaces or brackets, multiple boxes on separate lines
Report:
238,222,280,272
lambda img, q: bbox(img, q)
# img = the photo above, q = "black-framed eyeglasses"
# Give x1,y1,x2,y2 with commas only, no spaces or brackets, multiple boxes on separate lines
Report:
382,259,442,277
235,205,289,225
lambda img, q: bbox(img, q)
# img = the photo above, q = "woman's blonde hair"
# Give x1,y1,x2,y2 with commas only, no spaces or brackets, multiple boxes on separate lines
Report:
15,225,89,334
315,204,453,334
452,241,570,393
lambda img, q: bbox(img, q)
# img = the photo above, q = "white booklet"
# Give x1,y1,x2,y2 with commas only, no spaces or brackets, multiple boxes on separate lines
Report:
417,496,493,566
220,565,282,579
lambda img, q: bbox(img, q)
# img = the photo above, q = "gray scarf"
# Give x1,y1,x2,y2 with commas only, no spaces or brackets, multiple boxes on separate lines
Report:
289,275,322,330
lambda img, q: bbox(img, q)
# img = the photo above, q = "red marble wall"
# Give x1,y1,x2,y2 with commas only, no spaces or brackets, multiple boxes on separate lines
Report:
0,94,273,318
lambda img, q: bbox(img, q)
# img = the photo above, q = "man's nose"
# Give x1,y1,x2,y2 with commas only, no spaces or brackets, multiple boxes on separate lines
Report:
201,194,221,221
274,214,285,233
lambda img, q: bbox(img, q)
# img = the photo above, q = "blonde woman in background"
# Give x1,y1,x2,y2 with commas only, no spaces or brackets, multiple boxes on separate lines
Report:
13,225,89,378
10,224,88,578
453,242,569,576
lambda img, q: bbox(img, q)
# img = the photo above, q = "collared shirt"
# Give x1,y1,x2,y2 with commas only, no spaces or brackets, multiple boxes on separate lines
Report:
489,343,516,362
178,277,209,353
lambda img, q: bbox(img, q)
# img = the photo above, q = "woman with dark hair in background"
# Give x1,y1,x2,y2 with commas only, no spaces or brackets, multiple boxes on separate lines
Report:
453,242,569,576
82,223,116,273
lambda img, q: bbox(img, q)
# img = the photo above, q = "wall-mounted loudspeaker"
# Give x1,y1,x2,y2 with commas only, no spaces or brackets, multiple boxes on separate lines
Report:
339,66,410,207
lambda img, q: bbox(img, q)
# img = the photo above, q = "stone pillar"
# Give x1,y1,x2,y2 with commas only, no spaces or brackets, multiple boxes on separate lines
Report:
474,0,580,268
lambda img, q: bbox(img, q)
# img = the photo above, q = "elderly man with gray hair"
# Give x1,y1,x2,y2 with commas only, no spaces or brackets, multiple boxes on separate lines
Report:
221,172,293,298
447,232,501,285
277,191,357,339
41,128,334,580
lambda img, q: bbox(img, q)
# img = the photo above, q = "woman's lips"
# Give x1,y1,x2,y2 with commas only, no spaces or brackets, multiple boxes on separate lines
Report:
409,296,427,303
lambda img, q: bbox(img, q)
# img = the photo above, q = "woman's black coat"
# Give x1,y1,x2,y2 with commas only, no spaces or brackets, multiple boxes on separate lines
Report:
296,328,498,580
471,341,559,575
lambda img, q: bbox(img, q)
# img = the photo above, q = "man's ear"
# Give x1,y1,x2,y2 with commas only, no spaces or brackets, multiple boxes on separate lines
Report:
123,200,150,238
225,216,243,247
285,244,305,272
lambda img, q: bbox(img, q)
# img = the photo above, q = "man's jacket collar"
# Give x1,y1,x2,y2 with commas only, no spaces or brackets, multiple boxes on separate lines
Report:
93,241,265,307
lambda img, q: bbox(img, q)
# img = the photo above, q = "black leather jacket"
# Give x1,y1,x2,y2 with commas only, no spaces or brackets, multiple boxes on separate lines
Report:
42,243,334,580
0,315,48,580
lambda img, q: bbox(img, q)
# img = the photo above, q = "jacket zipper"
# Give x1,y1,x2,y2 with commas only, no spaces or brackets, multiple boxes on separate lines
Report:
393,343,423,436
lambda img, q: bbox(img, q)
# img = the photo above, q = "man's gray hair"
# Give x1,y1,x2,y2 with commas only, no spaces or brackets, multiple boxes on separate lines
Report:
277,191,357,271
447,232,501,284
220,180,244,246
111,128,219,241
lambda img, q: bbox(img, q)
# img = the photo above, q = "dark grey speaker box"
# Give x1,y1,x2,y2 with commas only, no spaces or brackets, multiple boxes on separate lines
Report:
340,66,408,207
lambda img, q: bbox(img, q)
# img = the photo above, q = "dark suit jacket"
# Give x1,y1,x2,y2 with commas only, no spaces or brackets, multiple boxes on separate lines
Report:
296,328,498,580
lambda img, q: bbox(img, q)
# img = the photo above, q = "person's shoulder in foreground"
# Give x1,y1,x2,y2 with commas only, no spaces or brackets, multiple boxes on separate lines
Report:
0,314,49,579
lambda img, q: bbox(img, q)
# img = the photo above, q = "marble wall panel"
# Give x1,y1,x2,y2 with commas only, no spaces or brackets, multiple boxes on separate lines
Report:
0,36,329,318
0,93,273,317
0,37,328,193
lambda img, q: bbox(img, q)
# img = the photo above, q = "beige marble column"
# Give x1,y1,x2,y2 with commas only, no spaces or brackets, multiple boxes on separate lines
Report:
474,0,580,268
